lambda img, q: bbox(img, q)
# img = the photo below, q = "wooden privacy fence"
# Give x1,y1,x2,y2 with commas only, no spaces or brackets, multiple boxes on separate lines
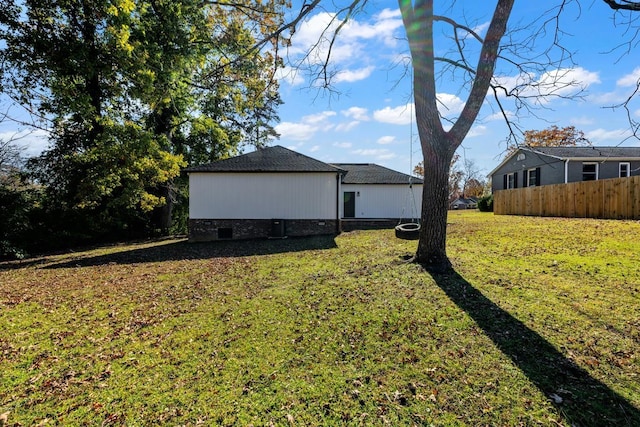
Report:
494,176,640,219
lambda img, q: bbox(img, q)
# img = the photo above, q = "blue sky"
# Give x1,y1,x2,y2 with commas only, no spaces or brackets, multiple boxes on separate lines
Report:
273,1,640,177
2,1,640,180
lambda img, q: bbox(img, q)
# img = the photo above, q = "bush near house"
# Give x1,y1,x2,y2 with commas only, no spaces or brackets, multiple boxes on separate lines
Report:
478,193,493,211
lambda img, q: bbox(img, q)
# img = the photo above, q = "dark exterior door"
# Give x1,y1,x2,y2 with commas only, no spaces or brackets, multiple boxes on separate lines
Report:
344,191,355,218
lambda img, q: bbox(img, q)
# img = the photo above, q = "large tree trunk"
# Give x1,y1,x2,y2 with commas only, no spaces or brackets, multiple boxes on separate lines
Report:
155,184,174,233
400,0,514,269
415,142,454,270
152,107,176,233
403,0,455,269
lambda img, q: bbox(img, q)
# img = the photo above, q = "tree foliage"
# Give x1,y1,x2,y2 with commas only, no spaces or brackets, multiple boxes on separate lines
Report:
0,0,285,251
506,125,590,155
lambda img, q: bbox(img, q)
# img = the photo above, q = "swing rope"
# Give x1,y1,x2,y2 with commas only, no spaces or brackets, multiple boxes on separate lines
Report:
395,71,421,240
398,74,420,227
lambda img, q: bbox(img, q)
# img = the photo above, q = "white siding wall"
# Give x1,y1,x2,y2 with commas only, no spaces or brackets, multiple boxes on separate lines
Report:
189,172,338,219
341,184,423,219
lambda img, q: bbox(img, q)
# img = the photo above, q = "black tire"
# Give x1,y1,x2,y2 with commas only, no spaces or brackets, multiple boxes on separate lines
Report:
395,223,420,240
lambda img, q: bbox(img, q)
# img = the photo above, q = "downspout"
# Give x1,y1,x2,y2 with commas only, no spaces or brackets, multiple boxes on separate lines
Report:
564,160,569,184
336,173,342,234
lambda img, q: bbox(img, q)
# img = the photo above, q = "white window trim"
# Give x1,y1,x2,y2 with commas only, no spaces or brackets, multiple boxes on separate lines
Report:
619,162,630,178
506,172,515,189
582,162,599,181
527,168,537,187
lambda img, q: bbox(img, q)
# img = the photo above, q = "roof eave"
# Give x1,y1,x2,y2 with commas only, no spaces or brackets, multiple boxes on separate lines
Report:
563,157,640,162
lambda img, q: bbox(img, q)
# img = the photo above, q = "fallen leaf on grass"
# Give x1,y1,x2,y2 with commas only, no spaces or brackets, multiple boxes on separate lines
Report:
549,393,563,404
0,412,9,426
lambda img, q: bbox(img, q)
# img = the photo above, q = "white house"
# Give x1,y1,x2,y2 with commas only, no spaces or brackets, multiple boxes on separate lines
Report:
186,146,423,241
332,163,422,230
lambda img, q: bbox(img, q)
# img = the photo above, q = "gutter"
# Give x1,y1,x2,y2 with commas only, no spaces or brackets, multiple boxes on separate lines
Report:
564,160,569,184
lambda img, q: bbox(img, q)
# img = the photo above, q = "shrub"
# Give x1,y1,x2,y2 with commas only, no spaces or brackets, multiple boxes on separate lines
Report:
478,194,493,212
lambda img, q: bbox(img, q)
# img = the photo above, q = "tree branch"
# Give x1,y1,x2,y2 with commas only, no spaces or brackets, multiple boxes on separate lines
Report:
602,0,640,11
449,0,515,143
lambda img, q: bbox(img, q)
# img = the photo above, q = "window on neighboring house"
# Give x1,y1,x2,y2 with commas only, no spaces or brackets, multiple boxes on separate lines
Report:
503,172,518,189
582,163,598,181
524,168,540,187
619,162,630,178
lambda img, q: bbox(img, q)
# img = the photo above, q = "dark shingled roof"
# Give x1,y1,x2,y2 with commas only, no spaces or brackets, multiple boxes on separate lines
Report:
331,163,423,185
185,145,344,173
525,146,640,159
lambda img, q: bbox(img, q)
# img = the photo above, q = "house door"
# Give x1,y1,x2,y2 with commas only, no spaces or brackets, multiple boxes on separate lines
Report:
343,192,356,218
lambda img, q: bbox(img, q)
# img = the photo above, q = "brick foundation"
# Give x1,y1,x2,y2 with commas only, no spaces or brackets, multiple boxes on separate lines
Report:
189,219,339,242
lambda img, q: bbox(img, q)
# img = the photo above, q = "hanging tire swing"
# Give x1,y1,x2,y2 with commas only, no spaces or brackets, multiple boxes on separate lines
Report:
395,222,420,240
394,77,421,242
395,180,421,240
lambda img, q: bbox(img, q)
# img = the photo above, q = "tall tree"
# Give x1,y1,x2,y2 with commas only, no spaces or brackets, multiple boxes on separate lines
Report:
0,0,185,238
278,0,640,269
401,0,514,268
0,0,285,239
523,125,589,148
460,158,486,199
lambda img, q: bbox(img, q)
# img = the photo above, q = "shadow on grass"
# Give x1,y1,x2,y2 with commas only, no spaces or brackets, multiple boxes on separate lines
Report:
427,267,640,427
1,235,338,270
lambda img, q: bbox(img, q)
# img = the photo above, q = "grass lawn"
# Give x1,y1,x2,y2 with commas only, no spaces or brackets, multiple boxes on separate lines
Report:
1,211,639,426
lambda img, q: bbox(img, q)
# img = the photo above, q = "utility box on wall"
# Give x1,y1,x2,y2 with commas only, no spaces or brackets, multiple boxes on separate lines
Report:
270,219,286,238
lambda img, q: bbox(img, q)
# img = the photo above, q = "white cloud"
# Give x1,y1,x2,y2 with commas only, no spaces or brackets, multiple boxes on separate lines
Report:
467,125,487,138
342,107,369,121
0,128,50,158
485,110,515,122
373,103,413,125
335,121,360,132
286,8,404,69
635,109,640,118
472,22,490,38
585,128,633,143
617,67,640,87
345,8,404,47
333,142,352,149
493,67,600,102
588,90,627,105
334,66,375,83
275,111,336,141
287,13,360,64
275,122,318,141
375,8,401,21
539,67,600,94
310,145,321,152
275,66,304,86
287,13,340,57
373,94,464,125
377,135,396,145
570,116,595,126
303,111,336,124
352,148,397,160
437,93,466,116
